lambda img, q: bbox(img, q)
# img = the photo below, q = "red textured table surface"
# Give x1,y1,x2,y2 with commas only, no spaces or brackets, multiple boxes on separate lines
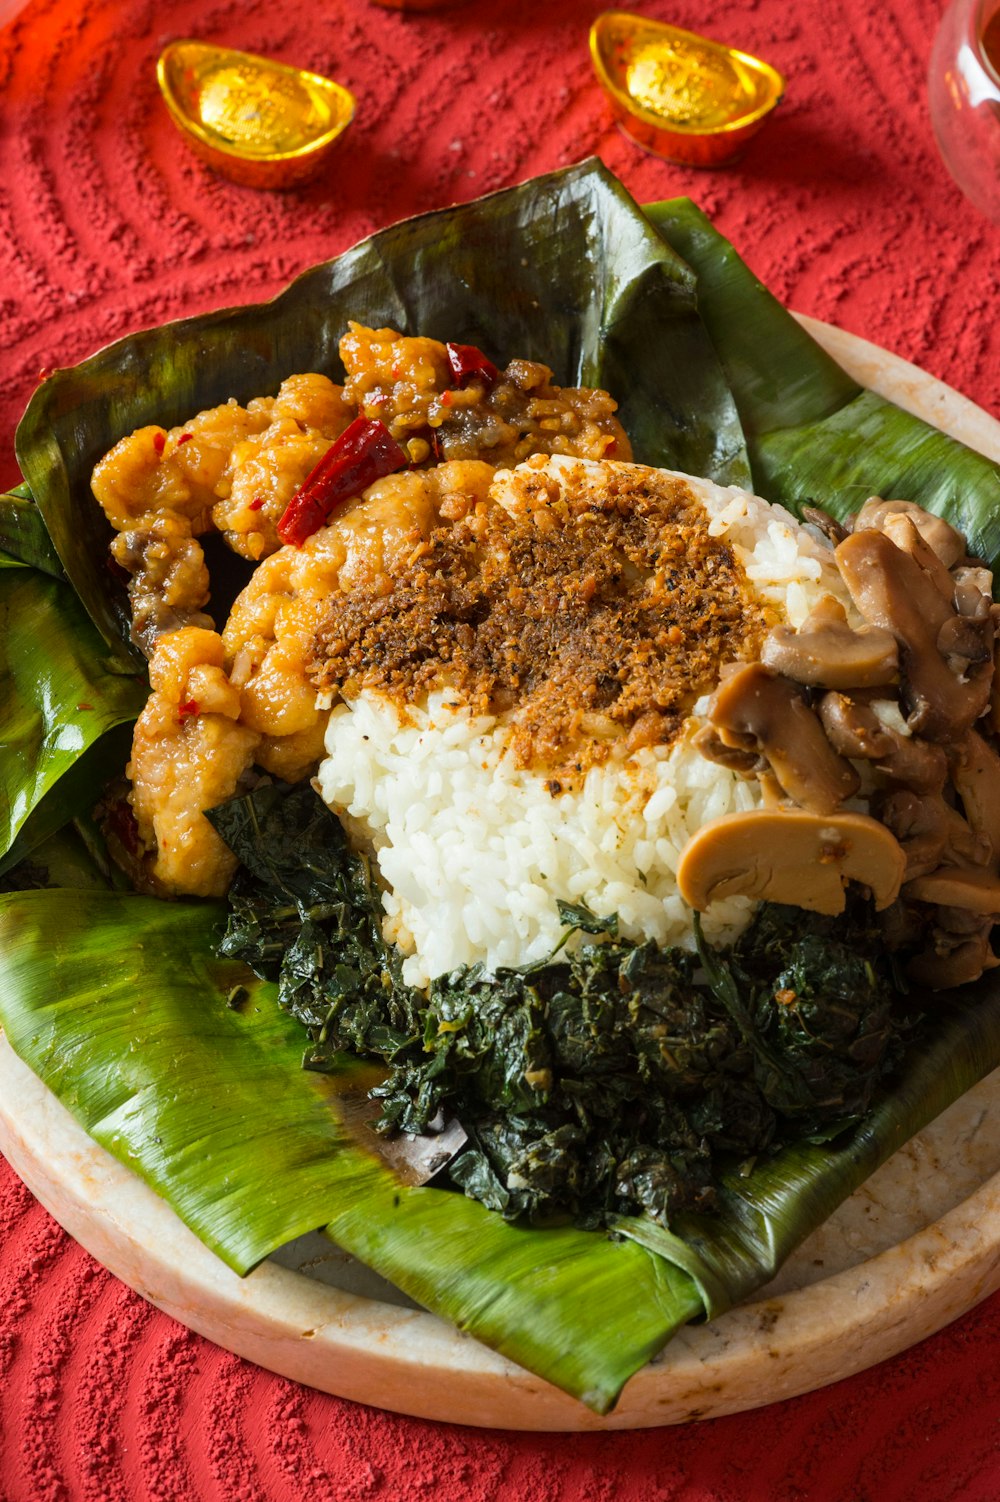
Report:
2,0,1000,1496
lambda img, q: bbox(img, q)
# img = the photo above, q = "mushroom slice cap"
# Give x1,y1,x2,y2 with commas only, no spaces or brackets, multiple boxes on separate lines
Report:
677,808,906,915
853,498,967,570
760,612,898,689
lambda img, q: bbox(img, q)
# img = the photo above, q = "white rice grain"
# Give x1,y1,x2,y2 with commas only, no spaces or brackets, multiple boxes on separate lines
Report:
314,461,856,989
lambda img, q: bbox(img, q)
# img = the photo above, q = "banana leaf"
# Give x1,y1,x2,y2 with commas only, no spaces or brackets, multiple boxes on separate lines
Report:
0,821,113,893
646,199,1000,571
0,486,63,577
2,888,1000,1411
0,889,704,1411
14,160,749,665
0,565,146,873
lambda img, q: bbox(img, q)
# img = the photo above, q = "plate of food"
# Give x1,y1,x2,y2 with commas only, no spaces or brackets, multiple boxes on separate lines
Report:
2,159,1000,1430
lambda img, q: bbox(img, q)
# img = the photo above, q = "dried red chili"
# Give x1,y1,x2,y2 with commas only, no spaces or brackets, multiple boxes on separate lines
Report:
446,342,499,388
277,415,407,548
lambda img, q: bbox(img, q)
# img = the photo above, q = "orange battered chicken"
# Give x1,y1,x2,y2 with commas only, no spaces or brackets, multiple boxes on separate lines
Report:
90,326,631,897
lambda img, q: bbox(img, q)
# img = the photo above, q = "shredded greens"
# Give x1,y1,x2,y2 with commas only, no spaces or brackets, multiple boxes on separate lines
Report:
208,781,910,1229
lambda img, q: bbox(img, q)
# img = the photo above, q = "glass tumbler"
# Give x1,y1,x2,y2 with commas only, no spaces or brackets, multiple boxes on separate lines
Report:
929,0,1000,223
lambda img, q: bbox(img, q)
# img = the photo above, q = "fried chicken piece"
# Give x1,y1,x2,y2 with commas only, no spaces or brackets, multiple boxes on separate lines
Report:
340,323,630,468
92,374,353,649
223,461,495,781
128,627,260,896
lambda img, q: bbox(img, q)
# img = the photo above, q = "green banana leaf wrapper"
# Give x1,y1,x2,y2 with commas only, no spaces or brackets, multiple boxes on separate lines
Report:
2,159,1000,1413
0,482,143,875
646,198,1000,572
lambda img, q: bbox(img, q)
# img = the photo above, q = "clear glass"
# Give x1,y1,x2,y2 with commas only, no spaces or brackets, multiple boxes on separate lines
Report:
929,0,1000,223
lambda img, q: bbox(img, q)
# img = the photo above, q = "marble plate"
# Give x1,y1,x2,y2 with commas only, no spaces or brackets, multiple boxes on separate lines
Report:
2,319,1000,1431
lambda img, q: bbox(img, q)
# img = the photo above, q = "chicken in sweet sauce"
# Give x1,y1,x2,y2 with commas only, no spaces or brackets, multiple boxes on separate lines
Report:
91,324,630,897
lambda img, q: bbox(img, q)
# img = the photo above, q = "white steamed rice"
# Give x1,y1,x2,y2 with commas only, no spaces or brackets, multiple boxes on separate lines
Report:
314,460,860,989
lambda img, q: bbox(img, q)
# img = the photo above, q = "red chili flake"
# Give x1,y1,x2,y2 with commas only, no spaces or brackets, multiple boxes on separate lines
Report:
38,367,54,382
248,495,265,511
107,798,140,856
177,432,193,445
440,390,452,407
76,702,94,711
406,427,443,466
153,432,166,455
277,415,407,548
177,698,199,723
446,342,499,388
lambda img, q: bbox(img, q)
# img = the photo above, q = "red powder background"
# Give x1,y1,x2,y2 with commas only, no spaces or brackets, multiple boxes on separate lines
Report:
1,0,1000,1495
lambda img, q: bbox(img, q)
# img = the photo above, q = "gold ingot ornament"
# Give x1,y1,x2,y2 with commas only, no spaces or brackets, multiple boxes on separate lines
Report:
157,41,356,189
590,12,785,167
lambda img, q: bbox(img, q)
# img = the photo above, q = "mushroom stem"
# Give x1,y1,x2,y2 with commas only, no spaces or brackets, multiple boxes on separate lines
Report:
905,866,1000,914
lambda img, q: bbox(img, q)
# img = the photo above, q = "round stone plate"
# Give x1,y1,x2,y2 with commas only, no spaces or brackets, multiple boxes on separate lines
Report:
2,319,1000,1431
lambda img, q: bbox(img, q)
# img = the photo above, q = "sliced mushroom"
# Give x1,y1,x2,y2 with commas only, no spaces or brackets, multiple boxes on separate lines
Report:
760,595,898,690
877,788,989,881
706,662,859,814
676,808,906,915
691,724,761,776
905,866,1000,914
952,565,994,619
907,929,998,991
853,497,967,570
934,904,998,937
879,513,956,601
835,529,992,741
937,611,994,674
949,730,1000,866
818,691,948,793
801,505,849,545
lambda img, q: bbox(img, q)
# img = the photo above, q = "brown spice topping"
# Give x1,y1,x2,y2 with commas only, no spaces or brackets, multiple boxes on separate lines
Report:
309,467,766,773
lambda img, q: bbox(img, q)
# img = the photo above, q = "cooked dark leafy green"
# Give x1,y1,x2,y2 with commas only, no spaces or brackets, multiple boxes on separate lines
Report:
209,782,908,1229
694,907,905,1125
